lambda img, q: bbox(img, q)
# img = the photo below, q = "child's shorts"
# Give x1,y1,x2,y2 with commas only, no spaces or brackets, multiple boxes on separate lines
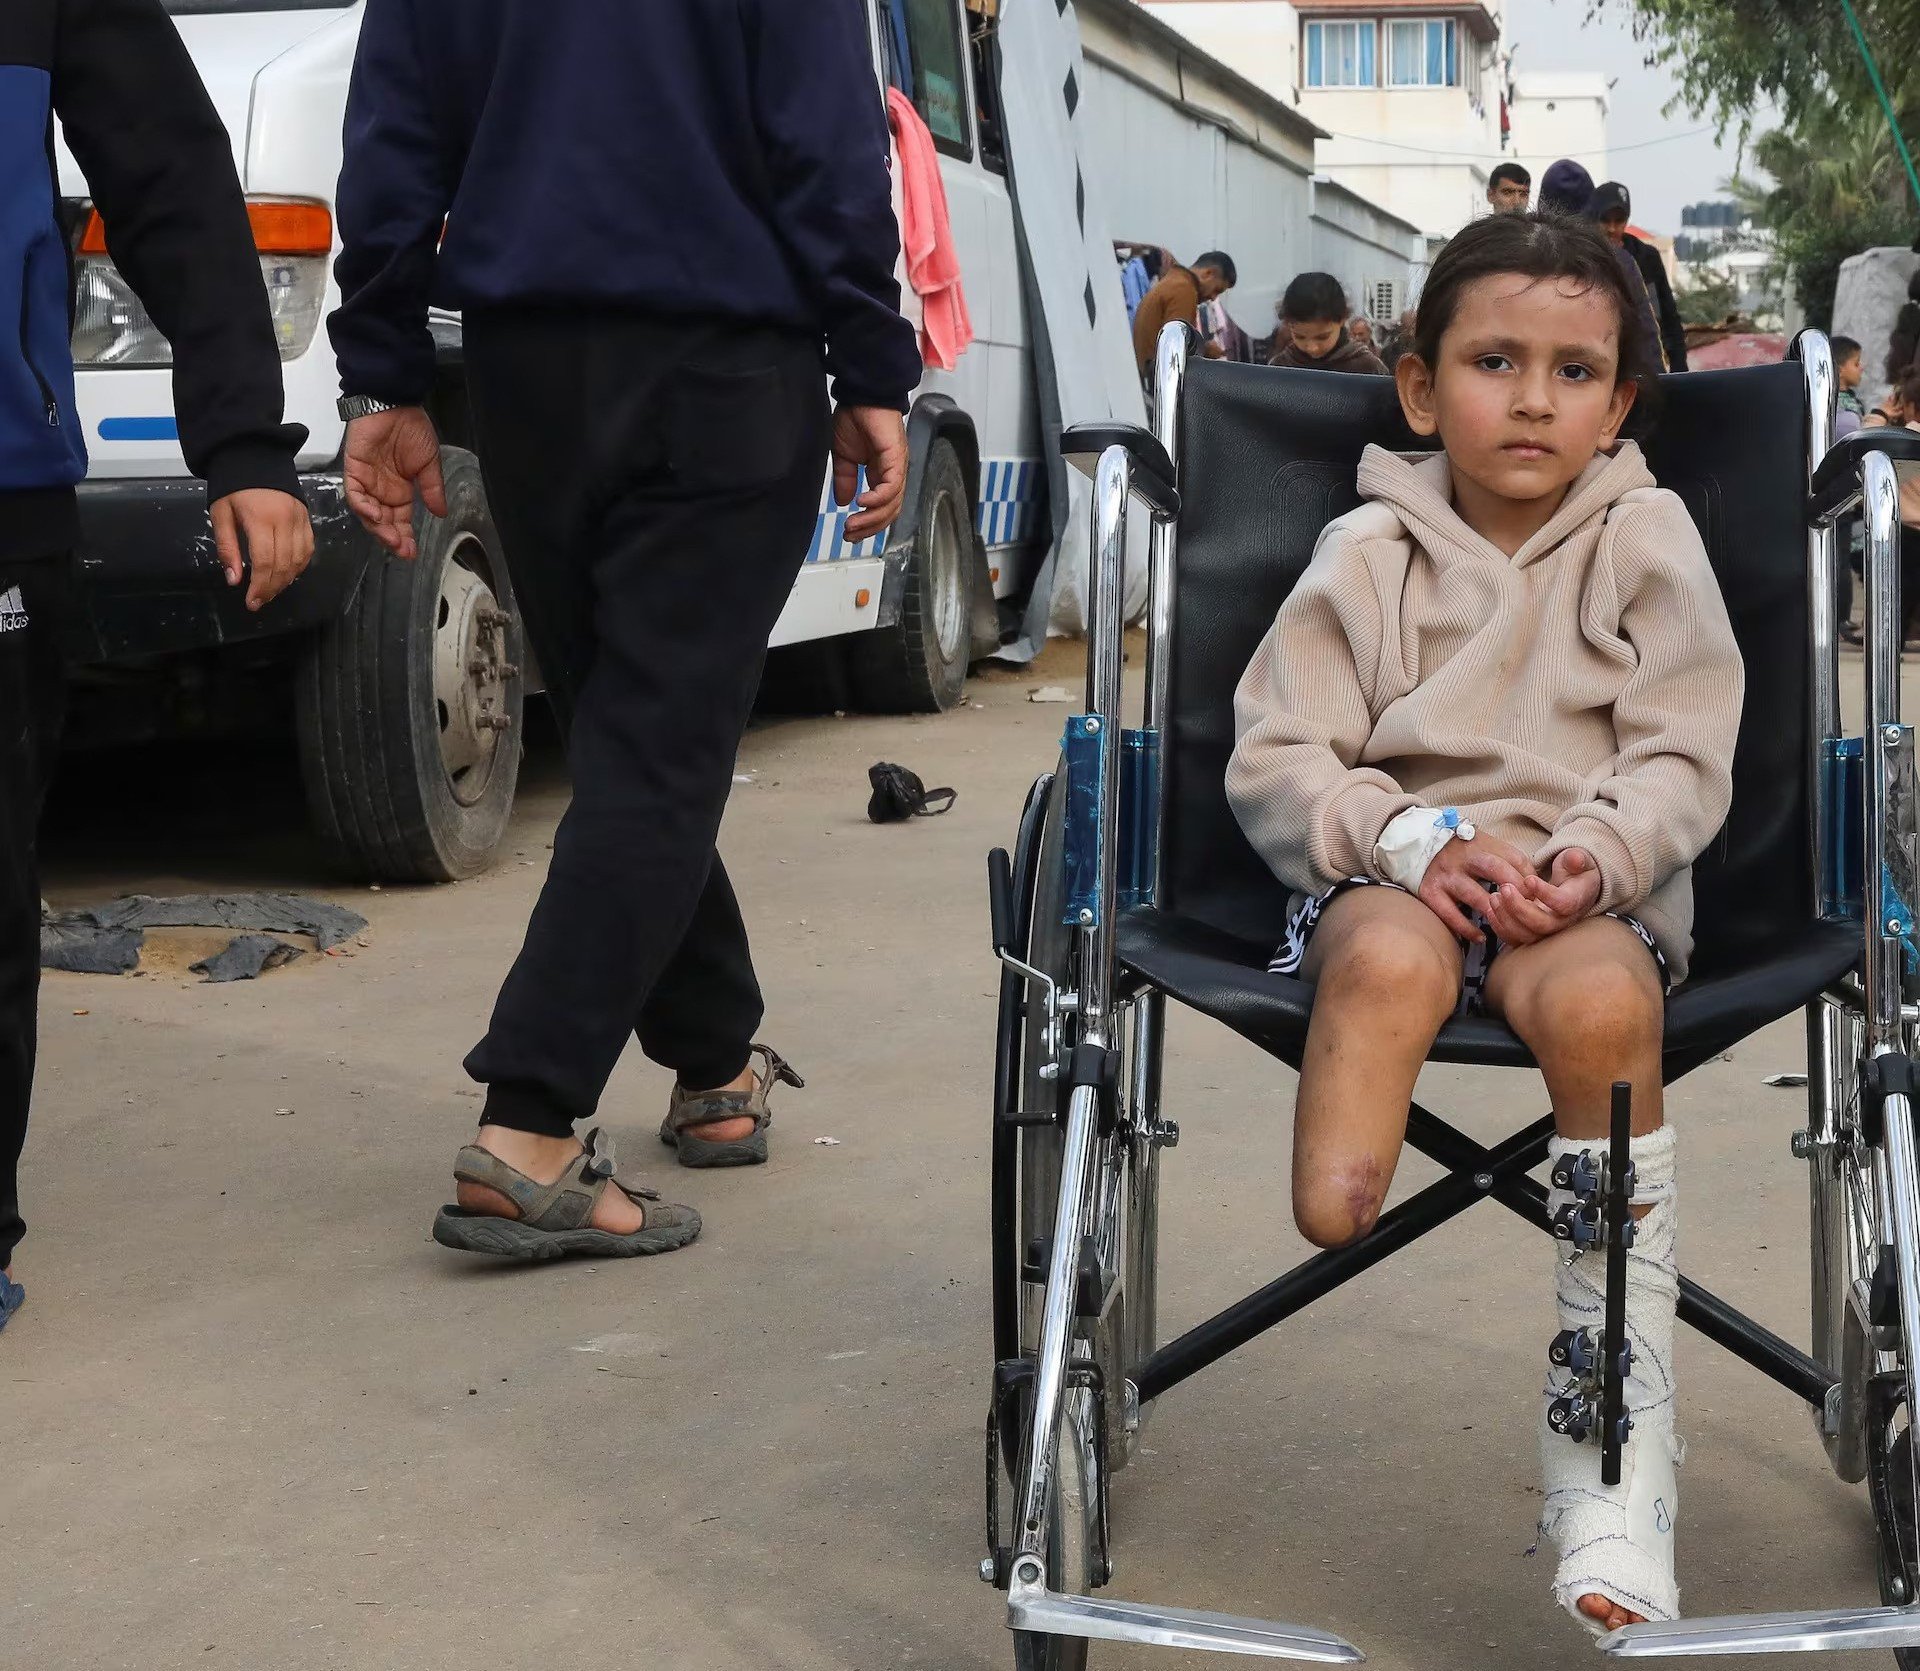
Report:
1268,876,1671,1018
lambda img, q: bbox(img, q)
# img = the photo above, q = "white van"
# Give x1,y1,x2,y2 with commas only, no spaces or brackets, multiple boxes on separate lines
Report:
59,0,1044,880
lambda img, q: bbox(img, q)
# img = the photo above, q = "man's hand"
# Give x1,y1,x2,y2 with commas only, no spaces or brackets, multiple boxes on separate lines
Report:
1414,830,1534,943
1484,847,1605,947
211,488,314,612
832,406,909,541
343,406,447,560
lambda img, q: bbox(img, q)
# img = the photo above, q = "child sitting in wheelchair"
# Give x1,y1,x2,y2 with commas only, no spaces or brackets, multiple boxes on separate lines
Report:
1226,211,1744,1635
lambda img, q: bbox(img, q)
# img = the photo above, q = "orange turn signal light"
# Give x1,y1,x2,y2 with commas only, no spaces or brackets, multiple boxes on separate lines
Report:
81,200,333,257
855,588,872,608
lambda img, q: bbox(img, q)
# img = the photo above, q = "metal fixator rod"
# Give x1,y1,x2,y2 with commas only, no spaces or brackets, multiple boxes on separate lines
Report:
1602,1081,1633,1488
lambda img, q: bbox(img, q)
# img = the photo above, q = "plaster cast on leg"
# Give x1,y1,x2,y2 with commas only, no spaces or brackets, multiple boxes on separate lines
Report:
1539,1125,1682,1632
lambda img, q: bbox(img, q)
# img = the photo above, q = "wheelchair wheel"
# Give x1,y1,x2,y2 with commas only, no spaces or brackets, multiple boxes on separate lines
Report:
1809,1003,1874,1484
1016,769,1141,1468
1012,1383,1101,1671
1869,1392,1920,1665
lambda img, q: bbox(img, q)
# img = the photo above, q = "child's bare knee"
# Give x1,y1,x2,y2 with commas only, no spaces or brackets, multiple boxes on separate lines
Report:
1294,1155,1387,1249
1323,920,1454,1014
1514,960,1662,1060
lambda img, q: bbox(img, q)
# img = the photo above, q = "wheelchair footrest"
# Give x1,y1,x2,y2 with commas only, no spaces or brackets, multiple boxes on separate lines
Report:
1008,1583,1365,1662
1600,1601,1920,1657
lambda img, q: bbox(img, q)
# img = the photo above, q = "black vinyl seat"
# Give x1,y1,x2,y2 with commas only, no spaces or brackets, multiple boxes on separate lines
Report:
1119,355,1860,1077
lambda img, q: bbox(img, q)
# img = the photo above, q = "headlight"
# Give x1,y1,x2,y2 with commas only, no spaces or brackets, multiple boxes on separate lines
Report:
71,199,333,367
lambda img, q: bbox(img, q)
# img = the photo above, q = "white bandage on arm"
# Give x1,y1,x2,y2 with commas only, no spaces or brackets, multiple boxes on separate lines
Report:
1372,805,1476,892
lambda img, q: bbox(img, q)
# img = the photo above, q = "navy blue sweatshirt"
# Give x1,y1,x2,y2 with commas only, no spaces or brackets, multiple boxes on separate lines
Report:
330,0,922,413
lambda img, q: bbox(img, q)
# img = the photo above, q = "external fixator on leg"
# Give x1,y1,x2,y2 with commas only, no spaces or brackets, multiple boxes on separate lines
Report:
1539,1084,1682,1632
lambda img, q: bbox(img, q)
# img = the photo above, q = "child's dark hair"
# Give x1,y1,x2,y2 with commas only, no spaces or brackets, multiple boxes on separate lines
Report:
1409,211,1660,426
1832,334,1862,366
1281,271,1348,323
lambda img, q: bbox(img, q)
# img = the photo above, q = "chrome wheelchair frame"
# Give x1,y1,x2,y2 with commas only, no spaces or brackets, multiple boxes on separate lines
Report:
982,323,1920,1663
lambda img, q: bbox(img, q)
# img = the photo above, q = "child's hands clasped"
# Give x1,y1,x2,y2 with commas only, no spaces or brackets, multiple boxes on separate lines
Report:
1416,838,1602,946
1416,830,1537,943
1483,848,1604,947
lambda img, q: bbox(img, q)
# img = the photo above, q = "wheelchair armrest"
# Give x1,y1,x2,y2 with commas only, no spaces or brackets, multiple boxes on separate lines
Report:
1810,428,1920,527
1061,423,1180,522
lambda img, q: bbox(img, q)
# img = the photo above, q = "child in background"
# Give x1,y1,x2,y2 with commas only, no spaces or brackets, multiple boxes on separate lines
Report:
1229,212,1743,1635
1833,336,1867,437
1269,273,1389,374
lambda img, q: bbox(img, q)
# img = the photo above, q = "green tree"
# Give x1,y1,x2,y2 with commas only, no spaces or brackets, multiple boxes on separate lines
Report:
1604,0,1920,139
1732,95,1914,325
1674,268,1738,326
1607,0,1918,325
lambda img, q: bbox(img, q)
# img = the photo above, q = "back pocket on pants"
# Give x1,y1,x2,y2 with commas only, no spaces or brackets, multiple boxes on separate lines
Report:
667,364,798,493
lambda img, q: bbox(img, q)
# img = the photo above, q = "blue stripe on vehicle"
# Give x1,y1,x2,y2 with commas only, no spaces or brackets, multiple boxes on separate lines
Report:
98,417,179,442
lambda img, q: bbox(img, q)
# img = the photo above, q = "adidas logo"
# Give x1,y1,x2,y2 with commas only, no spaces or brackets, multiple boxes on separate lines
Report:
0,587,26,634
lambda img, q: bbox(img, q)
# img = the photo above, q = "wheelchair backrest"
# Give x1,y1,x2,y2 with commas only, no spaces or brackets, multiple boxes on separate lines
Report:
1161,357,1813,980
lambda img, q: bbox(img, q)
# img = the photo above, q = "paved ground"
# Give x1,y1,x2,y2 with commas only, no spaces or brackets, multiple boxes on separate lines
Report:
4,643,1897,1671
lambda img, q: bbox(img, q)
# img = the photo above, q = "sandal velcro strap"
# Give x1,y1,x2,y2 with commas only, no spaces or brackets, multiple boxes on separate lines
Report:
753,1044,805,1091
580,1127,619,1180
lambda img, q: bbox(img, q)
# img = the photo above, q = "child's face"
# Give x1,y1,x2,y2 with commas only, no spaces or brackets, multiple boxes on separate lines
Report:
1395,273,1637,508
1285,317,1344,359
1839,351,1863,391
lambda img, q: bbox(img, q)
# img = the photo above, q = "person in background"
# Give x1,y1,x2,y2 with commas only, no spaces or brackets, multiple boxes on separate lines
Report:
1832,337,1867,644
1270,273,1390,374
1132,251,1237,374
1864,369,1920,649
1884,270,1920,389
1592,182,1688,371
1350,315,1377,350
330,0,918,1260
1381,306,1420,372
1833,336,1867,436
3,0,314,1334
1540,161,1666,372
1487,160,1532,214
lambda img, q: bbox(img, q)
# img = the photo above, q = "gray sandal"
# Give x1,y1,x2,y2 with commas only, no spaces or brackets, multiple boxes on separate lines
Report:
658,1044,803,1168
432,1127,701,1260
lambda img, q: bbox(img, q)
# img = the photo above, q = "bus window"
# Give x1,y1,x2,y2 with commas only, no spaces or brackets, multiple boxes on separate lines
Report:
968,0,1007,175
900,0,974,159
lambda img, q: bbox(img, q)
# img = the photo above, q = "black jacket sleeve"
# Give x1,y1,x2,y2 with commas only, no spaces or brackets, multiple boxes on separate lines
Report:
744,0,922,411
328,0,452,405
52,0,305,502
1631,238,1688,373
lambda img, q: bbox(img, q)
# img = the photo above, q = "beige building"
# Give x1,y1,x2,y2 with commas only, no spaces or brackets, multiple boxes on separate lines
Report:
1142,0,1611,241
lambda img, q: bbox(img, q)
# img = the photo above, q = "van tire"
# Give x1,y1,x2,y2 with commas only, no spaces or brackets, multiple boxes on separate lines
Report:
295,448,524,882
848,439,975,713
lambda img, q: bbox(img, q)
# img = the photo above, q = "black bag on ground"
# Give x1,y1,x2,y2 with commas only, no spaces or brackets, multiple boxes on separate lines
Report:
867,761,956,823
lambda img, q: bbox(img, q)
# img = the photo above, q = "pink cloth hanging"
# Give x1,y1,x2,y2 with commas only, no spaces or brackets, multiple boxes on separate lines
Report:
886,87,973,372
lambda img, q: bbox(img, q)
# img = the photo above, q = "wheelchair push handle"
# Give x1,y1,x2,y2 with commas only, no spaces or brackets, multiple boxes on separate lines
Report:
988,848,1017,957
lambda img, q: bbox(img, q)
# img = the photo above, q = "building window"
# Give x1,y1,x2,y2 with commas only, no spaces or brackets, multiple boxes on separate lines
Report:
1386,17,1458,87
1304,19,1376,88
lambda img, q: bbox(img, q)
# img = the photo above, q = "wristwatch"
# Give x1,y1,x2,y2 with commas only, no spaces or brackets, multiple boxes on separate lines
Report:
337,394,400,421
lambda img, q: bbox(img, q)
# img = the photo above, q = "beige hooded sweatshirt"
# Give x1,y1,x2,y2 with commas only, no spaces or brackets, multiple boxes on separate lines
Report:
1226,440,1744,981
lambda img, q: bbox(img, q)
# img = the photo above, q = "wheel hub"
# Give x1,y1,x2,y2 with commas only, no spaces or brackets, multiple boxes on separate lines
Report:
929,487,970,663
432,538,516,806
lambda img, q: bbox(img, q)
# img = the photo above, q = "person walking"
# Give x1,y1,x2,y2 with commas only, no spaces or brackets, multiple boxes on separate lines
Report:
1131,252,1237,375
1,0,313,1332
329,0,920,1260
1486,161,1532,214
1592,182,1689,371
1540,160,1666,372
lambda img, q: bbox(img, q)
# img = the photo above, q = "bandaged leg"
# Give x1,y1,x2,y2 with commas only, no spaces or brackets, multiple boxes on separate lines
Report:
1539,1124,1681,1631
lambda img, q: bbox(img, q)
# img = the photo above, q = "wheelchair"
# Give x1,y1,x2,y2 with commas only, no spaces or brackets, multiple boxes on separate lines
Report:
981,322,1920,1663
